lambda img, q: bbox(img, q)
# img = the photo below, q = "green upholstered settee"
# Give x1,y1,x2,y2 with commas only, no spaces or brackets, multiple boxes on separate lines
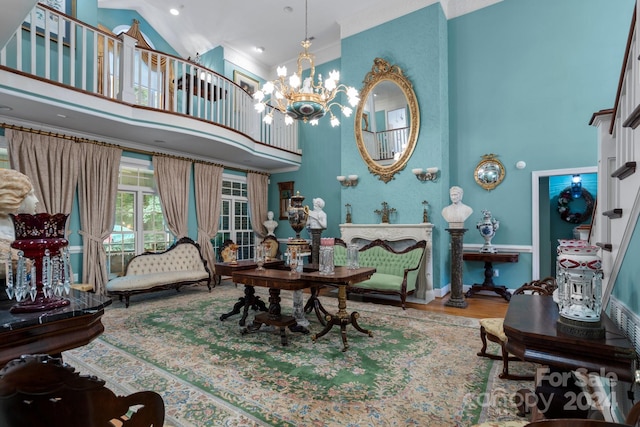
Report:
334,238,427,309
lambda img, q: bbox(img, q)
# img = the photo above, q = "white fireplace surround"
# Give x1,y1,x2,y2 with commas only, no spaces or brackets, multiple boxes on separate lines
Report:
339,223,434,303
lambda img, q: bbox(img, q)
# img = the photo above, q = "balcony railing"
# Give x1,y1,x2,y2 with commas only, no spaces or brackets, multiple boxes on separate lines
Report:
0,3,299,153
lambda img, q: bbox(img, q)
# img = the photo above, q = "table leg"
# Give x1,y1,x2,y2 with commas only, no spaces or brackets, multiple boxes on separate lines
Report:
311,285,372,352
304,285,329,326
464,261,512,301
219,285,267,326
242,288,296,346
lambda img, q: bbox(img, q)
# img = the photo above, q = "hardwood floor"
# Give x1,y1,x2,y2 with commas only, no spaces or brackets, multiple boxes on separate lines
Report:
317,288,509,319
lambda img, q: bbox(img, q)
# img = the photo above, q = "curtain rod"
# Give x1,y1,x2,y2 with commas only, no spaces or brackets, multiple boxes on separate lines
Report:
0,122,269,175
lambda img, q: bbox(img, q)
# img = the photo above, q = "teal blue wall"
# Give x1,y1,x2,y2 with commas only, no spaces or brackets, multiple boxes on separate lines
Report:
447,0,632,289
266,0,633,291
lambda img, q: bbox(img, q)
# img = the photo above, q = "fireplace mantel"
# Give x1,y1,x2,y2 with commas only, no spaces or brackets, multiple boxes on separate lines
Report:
339,223,434,303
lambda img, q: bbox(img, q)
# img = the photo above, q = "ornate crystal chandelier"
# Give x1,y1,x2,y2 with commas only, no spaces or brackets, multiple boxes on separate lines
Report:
252,0,360,127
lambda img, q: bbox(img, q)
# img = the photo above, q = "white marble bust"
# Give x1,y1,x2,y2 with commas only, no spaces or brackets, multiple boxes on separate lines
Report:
0,169,39,243
441,186,473,229
306,197,327,230
263,210,278,236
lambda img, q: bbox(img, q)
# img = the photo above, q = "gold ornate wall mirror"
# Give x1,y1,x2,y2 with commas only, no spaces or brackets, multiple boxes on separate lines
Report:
355,58,420,183
474,154,505,191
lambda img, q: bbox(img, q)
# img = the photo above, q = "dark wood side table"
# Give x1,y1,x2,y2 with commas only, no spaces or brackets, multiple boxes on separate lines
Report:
504,294,635,419
0,289,112,367
463,251,519,301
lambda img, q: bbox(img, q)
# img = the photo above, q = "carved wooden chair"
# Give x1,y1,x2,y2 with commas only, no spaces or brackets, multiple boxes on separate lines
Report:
477,277,558,380
0,354,165,427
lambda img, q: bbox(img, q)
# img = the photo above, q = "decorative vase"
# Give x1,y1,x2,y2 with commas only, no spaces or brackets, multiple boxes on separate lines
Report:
556,244,604,338
287,191,308,240
557,245,602,320
7,213,71,313
477,210,499,253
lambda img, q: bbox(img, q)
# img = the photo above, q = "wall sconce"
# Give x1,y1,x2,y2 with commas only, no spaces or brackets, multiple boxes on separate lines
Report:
412,167,439,182
337,175,358,187
571,174,582,199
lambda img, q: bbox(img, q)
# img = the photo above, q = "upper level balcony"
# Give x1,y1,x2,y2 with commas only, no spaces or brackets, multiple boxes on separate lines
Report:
0,3,301,172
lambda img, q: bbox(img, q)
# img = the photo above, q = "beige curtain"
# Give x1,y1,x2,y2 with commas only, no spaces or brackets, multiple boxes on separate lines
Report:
153,156,191,238
247,172,269,238
125,20,175,110
6,129,79,215
77,144,121,295
194,163,223,270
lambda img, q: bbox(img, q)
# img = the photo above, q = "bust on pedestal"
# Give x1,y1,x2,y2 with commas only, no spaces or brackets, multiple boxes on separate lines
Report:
306,198,327,269
442,186,472,308
263,211,278,236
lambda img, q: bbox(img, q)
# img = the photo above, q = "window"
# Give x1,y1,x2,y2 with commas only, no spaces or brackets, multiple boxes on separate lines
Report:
213,175,254,261
0,146,8,169
105,158,171,276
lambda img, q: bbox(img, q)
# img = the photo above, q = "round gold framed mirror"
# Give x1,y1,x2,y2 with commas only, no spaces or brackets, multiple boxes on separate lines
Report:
355,58,420,183
474,154,505,191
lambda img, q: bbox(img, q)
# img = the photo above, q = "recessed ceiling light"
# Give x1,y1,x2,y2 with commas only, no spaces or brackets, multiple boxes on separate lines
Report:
170,8,180,16
284,6,293,13
254,46,265,53
56,113,67,118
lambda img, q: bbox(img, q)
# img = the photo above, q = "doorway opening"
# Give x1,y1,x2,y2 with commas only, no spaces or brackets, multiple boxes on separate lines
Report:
531,166,597,279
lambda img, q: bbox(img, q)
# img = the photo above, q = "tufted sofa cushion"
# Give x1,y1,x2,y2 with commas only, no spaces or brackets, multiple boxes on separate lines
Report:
124,243,206,276
106,270,209,292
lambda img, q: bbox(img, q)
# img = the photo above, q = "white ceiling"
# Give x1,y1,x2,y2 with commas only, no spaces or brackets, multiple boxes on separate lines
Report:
96,0,502,78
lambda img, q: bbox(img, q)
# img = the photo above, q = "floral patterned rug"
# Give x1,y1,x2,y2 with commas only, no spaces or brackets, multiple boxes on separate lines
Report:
64,283,535,427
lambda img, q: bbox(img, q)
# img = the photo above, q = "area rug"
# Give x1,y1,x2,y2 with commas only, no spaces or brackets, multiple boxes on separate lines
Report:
64,283,534,427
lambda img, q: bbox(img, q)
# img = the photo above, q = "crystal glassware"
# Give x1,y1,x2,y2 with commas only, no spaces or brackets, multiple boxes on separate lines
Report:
255,244,265,271
289,256,298,276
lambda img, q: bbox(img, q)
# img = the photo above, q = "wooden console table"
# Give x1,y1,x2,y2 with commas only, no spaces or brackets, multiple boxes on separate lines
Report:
504,294,635,382
0,289,112,367
463,251,518,301
504,294,635,419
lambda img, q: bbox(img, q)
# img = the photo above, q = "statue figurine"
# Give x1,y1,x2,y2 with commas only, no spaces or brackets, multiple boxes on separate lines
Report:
263,211,278,236
441,186,473,229
306,198,327,230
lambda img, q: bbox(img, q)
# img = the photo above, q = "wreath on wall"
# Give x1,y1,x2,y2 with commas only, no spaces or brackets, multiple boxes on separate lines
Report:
557,187,595,224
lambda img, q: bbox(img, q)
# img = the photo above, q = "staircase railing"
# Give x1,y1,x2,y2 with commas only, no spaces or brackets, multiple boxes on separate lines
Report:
591,5,640,307
0,3,299,154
